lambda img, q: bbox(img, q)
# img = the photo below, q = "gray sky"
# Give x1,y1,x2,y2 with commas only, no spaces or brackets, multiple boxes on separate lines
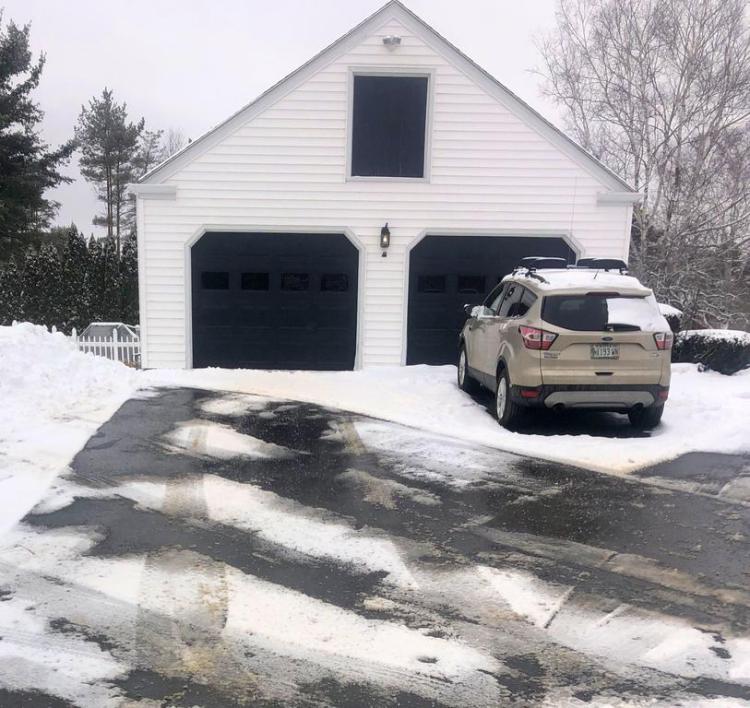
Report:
4,0,560,235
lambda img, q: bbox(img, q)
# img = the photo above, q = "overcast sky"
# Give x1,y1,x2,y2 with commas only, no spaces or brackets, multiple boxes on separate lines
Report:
4,0,560,235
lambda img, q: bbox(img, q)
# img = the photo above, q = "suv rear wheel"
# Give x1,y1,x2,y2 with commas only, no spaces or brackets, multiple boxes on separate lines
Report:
496,370,523,428
457,345,478,394
628,405,664,430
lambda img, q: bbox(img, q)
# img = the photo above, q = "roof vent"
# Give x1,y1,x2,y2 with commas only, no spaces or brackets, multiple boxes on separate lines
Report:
382,35,402,49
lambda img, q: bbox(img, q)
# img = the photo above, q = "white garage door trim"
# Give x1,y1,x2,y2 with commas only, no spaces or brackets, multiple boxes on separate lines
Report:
184,225,367,370
400,228,583,366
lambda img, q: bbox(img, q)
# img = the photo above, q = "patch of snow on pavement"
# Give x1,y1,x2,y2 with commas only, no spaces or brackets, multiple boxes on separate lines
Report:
0,324,138,537
480,566,750,685
163,420,299,460
145,362,750,474
200,475,418,588
223,565,497,682
0,595,125,707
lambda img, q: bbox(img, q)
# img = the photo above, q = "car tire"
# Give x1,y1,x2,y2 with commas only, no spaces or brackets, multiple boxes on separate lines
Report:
495,370,523,428
628,405,664,430
457,345,479,394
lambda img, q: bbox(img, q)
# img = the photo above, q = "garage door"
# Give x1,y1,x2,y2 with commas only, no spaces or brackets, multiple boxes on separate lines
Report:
407,235,575,365
191,232,358,370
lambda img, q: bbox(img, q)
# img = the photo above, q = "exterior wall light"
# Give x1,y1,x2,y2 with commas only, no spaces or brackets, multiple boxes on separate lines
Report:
380,223,391,257
382,35,402,49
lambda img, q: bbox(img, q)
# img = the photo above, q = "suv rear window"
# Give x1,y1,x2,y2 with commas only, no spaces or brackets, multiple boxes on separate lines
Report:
541,293,663,331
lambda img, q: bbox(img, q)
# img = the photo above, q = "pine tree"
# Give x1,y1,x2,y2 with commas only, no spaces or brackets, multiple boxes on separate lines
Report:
19,246,41,323
0,257,22,324
120,233,139,323
75,89,144,256
34,242,63,327
0,13,75,261
59,226,89,332
86,235,121,321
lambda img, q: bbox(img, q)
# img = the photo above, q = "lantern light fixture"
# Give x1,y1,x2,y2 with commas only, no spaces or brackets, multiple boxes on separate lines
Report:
380,223,391,256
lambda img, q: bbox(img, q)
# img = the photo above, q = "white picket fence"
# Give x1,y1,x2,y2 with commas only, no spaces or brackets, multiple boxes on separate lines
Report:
71,326,141,367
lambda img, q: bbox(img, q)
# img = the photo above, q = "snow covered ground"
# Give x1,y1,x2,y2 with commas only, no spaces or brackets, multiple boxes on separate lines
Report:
1,322,750,538
146,360,750,475
0,324,139,535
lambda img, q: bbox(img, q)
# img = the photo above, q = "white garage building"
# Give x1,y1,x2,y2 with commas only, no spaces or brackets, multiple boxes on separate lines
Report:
131,0,638,371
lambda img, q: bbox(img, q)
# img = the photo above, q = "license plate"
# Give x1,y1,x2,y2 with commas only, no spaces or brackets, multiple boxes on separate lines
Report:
591,343,619,359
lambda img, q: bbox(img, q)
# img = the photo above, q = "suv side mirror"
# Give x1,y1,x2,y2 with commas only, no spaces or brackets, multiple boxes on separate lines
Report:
463,303,476,316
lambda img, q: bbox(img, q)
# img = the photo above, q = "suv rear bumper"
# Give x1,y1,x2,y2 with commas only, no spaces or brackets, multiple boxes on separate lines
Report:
510,384,668,411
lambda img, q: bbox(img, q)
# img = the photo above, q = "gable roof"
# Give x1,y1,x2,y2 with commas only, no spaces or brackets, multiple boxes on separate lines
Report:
137,0,636,194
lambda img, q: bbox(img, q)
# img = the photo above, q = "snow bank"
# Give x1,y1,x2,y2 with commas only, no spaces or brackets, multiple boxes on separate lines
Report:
0,323,139,535
146,362,750,475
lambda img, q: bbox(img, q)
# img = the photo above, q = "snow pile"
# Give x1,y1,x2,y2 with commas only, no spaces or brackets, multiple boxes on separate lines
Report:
147,362,750,475
0,323,139,535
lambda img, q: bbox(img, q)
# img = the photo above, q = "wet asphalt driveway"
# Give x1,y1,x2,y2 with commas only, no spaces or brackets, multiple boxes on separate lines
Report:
0,388,749,707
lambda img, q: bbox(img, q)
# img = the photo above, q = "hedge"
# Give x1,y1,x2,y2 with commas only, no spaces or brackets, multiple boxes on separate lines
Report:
658,303,683,334
672,329,750,375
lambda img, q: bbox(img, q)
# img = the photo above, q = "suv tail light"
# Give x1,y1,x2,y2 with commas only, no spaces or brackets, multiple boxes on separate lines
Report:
654,332,673,350
519,325,557,350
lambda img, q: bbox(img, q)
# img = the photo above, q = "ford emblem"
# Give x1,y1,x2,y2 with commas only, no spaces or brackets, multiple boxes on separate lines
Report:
602,336,614,341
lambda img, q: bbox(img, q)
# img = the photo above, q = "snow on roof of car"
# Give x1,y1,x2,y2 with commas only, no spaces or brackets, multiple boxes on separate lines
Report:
508,268,652,294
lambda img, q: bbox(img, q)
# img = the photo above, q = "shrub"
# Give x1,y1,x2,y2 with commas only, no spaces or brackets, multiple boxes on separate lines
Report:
658,303,683,334
672,329,750,375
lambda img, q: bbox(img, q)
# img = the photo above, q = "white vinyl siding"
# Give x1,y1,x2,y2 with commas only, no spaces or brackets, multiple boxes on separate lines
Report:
138,17,632,369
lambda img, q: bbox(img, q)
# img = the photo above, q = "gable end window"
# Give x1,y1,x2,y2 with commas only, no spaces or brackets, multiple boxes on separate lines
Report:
351,75,428,178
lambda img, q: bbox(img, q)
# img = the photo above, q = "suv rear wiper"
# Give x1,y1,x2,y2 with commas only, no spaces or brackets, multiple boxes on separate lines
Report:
605,323,641,332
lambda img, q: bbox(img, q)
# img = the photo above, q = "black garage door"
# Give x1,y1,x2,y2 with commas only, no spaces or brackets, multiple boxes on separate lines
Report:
407,235,575,365
191,232,358,370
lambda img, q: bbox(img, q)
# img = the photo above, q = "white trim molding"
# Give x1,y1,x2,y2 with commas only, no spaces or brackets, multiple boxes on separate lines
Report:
127,183,177,200
597,192,643,206
345,66,435,183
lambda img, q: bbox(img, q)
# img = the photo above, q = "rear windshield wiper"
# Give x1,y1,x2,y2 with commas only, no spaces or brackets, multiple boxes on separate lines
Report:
605,323,641,332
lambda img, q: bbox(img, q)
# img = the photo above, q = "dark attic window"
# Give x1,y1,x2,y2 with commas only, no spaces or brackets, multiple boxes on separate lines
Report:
351,75,428,178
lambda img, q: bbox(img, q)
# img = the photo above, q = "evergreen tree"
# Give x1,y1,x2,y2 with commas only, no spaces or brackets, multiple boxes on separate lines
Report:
0,13,75,261
33,242,63,327
59,225,89,332
86,235,121,321
75,89,144,255
120,233,139,323
0,256,22,324
19,246,41,323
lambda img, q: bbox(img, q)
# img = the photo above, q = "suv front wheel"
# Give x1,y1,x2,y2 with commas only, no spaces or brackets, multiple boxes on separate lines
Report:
457,345,478,394
496,370,523,428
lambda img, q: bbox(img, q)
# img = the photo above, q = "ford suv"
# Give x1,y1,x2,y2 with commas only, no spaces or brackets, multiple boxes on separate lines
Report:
457,258,672,429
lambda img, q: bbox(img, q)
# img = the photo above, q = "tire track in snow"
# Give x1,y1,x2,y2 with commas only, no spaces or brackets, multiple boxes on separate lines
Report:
135,422,230,689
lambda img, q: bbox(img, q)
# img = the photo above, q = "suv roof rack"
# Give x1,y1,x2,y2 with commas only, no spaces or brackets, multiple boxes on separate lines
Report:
576,258,629,273
516,256,569,271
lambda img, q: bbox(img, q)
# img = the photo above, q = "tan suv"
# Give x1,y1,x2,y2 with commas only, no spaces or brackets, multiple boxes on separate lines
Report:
457,258,672,429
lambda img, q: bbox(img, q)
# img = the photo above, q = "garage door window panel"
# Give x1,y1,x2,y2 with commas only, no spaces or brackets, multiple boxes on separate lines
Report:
201,272,230,290
281,273,310,291
417,275,446,293
321,273,349,292
351,75,428,178
241,272,270,291
458,275,486,295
